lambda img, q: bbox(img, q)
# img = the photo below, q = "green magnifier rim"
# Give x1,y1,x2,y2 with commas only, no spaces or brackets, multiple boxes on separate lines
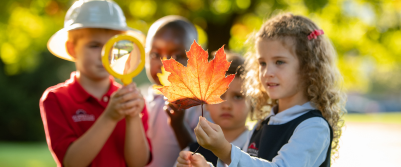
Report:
101,34,145,85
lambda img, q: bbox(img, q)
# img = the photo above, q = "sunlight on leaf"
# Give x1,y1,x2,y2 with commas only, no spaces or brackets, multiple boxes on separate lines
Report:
157,41,234,109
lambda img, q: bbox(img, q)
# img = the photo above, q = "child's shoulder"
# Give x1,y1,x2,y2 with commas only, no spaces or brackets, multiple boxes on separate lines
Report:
41,77,75,101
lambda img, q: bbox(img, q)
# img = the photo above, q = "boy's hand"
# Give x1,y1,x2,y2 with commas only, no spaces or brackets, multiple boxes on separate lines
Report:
177,151,209,167
164,100,186,126
123,84,145,119
105,83,144,121
195,117,232,164
164,98,196,150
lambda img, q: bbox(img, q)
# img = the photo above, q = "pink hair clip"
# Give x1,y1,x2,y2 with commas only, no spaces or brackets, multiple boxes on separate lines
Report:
308,29,324,40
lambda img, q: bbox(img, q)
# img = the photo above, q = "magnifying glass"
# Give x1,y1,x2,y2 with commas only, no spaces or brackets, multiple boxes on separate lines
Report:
101,34,145,85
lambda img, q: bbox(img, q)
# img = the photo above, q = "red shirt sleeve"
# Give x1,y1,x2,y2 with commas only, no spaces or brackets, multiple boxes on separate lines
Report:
40,91,77,166
140,103,153,164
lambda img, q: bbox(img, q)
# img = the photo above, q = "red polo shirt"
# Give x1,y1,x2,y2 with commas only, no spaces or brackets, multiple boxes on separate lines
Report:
40,72,152,167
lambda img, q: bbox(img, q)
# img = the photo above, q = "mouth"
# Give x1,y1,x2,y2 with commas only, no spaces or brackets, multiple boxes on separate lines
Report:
220,113,233,118
266,83,279,88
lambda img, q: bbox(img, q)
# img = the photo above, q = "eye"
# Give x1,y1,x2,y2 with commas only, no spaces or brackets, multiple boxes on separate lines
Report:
259,61,266,67
233,94,244,100
275,60,285,65
88,43,101,48
150,52,161,59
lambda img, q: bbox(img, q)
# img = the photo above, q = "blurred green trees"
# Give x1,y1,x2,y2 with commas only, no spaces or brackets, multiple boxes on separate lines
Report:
0,0,400,141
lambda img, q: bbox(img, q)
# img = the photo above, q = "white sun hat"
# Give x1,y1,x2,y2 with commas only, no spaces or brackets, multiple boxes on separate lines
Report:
47,0,145,61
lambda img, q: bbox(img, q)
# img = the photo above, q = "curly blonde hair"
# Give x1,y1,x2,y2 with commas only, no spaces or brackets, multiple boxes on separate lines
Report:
243,13,346,161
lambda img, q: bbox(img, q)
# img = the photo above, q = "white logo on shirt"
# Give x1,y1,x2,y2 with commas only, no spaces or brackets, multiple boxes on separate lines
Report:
72,109,95,122
247,142,259,156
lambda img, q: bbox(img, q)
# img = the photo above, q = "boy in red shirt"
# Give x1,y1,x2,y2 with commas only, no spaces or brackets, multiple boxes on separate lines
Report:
40,1,151,167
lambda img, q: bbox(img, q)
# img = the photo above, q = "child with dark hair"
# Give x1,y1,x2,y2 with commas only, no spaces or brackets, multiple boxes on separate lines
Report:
144,15,199,167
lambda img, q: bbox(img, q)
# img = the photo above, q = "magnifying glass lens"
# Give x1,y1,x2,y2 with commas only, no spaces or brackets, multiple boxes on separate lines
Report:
109,40,141,75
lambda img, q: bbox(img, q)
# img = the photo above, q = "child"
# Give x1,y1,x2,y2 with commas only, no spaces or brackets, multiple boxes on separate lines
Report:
171,51,250,167
144,15,199,167
177,13,345,167
40,1,151,167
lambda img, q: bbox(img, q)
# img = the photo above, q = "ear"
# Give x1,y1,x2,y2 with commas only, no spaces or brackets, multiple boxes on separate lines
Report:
66,41,76,59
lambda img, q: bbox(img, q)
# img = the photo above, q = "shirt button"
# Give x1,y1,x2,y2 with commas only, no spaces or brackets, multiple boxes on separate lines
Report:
103,96,109,102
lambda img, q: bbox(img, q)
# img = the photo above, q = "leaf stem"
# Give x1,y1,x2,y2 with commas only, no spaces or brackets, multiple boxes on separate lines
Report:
192,102,203,155
201,102,203,117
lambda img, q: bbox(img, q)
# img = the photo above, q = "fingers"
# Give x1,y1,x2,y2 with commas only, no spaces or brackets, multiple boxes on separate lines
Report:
112,83,143,107
125,82,137,90
177,151,208,167
191,153,208,166
176,164,191,167
117,89,142,103
164,101,184,117
168,102,181,110
119,99,144,114
114,82,138,97
205,119,221,132
177,151,192,166
164,101,174,116
194,118,208,145
198,117,218,136
115,96,142,111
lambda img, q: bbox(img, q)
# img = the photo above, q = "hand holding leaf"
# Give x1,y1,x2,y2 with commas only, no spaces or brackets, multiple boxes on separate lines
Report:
157,40,235,154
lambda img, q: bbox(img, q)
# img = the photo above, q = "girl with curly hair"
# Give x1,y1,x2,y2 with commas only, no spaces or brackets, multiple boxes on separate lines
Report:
176,13,346,167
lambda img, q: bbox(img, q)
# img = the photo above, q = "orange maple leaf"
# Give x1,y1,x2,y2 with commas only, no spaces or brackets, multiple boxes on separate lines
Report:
157,40,235,110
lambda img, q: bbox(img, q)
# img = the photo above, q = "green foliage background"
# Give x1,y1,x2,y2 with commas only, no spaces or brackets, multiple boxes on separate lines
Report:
0,0,400,141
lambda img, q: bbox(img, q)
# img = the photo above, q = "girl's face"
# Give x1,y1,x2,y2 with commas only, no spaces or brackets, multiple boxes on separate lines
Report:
256,38,304,101
207,78,249,131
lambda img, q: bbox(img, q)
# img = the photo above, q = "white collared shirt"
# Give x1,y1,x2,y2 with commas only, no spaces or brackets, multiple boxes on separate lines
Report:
218,102,331,167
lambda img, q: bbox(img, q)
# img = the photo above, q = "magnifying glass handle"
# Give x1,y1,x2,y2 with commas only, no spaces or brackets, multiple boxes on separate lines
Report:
122,78,132,86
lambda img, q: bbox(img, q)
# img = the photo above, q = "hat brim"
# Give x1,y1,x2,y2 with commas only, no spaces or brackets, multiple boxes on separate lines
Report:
47,24,145,62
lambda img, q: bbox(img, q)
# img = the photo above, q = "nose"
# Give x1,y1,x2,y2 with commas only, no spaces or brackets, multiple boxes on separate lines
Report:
156,60,163,73
221,99,232,111
261,64,274,78
157,54,169,65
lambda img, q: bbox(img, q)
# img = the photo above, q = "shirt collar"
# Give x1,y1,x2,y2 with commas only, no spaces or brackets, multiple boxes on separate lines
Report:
231,129,250,148
266,102,316,125
69,71,120,103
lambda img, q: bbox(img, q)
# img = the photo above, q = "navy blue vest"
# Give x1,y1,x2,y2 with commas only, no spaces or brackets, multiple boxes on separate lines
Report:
246,110,333,167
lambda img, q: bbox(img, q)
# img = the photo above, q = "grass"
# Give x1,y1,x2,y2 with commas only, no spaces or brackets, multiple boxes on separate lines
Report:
1,112,400,167
0,142,56,167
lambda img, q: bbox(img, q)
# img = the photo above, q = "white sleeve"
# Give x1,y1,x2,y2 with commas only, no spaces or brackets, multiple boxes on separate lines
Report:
227,117,330,167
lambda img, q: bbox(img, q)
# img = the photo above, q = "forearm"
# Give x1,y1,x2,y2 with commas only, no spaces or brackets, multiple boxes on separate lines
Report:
211,140,232,165
125,116,150,167
63,114,117,167
224,144,273,167
171,122,196,149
